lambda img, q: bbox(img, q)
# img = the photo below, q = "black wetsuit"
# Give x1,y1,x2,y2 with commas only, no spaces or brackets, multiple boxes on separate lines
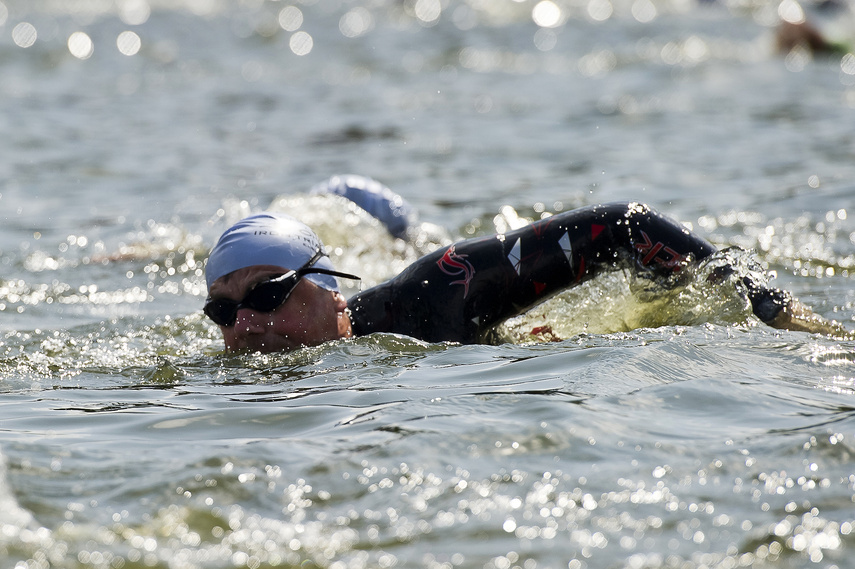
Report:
348,202,786,344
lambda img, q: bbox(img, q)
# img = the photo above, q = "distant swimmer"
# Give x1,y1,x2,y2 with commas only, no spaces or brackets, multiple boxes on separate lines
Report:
774,0,853,55
203,175,848,353
776,19,846,54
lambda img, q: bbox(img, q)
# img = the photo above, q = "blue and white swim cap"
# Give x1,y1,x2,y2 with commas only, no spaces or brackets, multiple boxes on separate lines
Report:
205,212,340,292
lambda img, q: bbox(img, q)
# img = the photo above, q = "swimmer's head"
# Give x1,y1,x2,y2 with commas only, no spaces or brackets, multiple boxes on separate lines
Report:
205,212,340,291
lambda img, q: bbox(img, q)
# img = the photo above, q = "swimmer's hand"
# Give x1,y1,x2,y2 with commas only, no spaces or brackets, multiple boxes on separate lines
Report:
766,297,852,338
745,280,852,338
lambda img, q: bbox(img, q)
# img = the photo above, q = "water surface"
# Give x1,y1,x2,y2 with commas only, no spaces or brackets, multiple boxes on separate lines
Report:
1,0,855,567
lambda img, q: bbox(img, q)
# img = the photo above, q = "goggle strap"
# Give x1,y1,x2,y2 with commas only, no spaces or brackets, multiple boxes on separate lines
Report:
298,267,361,282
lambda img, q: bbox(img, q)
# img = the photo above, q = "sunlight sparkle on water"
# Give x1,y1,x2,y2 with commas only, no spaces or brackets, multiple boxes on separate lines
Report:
532,1,562,28
278,5,303,32
778,0,806,24
587,0,613,22
117,30,142,56
12,22,37,48
340,7,374,38
632,0,657,23
414,0,442,25
68,32,94,60
843,54,855,75
289,31,313,56
118,0,151,25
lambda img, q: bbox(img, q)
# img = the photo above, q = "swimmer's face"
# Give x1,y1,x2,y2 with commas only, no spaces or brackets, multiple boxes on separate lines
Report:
207,264,352,353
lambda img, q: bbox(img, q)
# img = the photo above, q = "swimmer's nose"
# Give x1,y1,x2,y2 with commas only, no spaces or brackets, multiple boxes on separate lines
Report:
233,308,269,333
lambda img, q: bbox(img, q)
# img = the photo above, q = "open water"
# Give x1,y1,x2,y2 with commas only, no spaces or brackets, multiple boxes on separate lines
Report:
2,0,855,567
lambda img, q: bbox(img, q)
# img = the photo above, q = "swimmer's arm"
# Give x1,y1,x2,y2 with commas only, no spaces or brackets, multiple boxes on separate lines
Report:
768,298,851,337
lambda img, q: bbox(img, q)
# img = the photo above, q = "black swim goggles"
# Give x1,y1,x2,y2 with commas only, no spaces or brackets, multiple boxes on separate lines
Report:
203,250,360,327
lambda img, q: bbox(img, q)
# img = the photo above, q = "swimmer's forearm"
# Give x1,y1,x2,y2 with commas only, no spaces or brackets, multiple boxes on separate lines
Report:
743,277,850,337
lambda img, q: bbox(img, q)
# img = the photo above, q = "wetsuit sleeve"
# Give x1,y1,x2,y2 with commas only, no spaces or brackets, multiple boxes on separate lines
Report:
347,202,783,344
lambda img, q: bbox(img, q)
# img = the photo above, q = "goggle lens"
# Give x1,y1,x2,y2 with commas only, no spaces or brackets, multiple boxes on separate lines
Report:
203,274,299,326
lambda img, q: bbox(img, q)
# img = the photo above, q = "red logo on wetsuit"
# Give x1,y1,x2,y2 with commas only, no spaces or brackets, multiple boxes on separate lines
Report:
437,245,475,298
633,230,687,271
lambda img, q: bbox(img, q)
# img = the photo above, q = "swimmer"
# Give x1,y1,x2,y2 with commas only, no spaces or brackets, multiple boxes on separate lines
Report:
775,18,850,54
204,176,846,352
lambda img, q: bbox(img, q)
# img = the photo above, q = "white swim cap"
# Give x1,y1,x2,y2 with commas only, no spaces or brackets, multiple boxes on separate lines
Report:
205,212,340,291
